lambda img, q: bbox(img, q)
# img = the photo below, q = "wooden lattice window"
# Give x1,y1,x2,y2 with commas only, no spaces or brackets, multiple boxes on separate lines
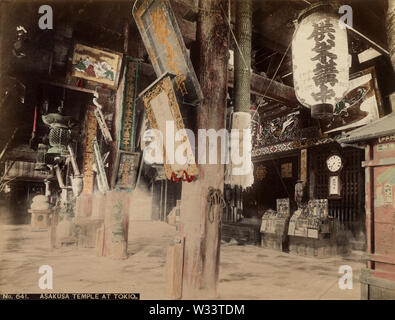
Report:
312,146,365,227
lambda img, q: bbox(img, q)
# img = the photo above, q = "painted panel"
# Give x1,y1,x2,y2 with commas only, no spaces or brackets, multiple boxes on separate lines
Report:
320,67,382,134
71,43,123,89
252,111,301,149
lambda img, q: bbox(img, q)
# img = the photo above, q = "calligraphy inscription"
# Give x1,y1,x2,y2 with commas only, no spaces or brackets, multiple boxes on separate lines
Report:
82,108,98,195
114,152,140,189
308,18,339,103
121,61,137,152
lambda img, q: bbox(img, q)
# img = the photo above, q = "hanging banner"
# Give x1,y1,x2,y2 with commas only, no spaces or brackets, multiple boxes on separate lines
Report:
119,59,140,152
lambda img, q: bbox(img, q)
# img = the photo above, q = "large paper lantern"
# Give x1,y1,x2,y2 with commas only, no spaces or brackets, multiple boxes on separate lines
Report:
292,3,349,119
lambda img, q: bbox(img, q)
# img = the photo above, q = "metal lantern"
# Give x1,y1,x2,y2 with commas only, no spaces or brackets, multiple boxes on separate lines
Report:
292,3,349,119
42,101,76,157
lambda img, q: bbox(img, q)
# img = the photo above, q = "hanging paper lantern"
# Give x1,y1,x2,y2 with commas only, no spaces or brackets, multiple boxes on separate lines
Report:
292,3,349,119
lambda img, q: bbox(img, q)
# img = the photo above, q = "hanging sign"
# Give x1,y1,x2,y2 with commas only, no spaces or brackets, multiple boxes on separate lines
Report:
329,175,341,197
132,0,203,106
119,58,140,152
140,73,198,180
113,151,141,190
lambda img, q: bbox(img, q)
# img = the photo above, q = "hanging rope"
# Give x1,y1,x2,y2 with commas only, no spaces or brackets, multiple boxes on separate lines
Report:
217,0,294,123
207,187,226,224
251,39,292,120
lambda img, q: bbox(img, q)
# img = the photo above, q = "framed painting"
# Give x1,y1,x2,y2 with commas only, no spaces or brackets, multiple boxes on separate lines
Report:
71,43,123,89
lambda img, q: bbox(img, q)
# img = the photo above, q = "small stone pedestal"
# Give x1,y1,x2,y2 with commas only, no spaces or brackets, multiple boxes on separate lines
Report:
28,194,52,231
28,209,52,231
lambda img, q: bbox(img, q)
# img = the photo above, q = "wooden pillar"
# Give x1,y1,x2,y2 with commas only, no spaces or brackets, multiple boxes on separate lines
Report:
164,179,168,220
234,0,252,113
0,1,7,99
98,190,130,259
179,0,229,299
387,0,395,72
364,144,374,269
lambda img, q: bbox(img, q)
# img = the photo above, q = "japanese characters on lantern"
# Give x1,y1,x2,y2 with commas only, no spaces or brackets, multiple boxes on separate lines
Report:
292,6,349,119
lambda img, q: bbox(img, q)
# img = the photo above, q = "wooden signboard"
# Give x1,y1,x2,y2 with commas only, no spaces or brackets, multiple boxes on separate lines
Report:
328,175,342,199
140,73,198,180
112,151,141,190
132,0,203,106
82,106,97,195
119,59,140,152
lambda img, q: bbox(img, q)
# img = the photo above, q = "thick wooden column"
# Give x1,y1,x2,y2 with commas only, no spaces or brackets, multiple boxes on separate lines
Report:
387,0,395,71
0,1,7,101
234,0,252,113
179,0,229,299
97,190,130,259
